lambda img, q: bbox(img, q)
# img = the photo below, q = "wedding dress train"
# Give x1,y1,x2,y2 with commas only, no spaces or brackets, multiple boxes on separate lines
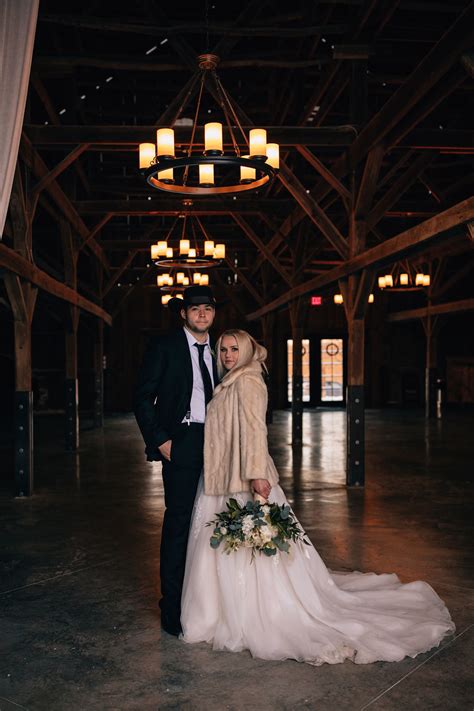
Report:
181,478,454,665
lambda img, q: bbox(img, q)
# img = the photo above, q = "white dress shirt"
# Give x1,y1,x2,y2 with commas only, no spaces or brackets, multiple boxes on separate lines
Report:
182,326,215,423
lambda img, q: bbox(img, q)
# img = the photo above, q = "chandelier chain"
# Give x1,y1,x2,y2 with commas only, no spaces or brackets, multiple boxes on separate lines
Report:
211,71,241,157
169,72,201,129
183,74,206,185
205,0,210,53
214,74,249,150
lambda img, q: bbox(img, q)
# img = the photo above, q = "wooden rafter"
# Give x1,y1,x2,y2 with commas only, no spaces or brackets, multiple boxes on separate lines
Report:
277,165,349,258
388,298,474,322
23,125,474,152
0,242,112,324
367,151,436,228
31,144,90,197
246,196,474,320
194,217,264,307
20,134,108,268
231,213,293,287
295,145,351,202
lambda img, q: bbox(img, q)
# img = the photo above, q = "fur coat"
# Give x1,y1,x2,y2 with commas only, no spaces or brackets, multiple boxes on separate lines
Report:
204,361,279,496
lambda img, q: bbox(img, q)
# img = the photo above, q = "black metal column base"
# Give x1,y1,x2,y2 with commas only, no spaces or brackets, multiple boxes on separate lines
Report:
14,391,33,497
346,385,365,487
426,367,439,419
292,376,303,447
93,371,104,429
65,378,79,451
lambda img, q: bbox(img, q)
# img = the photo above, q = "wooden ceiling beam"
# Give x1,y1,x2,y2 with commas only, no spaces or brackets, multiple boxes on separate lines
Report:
231,213,293,287
388,298,474,322
263,5,474,260
73,199,292,215
20,134,108,269
23,124,358,147
430,259,474,300
277,165,349,258
355,144,385,218
103,250,139,296
0,242,111,324
193,216,265,306
296,145,352,201
30,74,90,195
30,144,90,197
38,15,349,38
24,125,474,152
196,217,263,306
348,4,474,167
246,196,474,320
367,151,436,228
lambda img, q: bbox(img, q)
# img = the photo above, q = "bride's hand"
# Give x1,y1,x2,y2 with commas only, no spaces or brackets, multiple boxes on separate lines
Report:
252,478,271,500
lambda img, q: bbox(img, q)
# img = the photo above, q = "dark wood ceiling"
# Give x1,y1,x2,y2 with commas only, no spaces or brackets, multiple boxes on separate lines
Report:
3,0,474,322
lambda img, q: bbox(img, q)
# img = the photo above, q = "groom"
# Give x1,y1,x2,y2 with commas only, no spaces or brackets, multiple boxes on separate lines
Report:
134,285,218,636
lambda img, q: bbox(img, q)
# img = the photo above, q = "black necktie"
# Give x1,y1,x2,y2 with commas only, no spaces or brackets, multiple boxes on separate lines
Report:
194,343,213,406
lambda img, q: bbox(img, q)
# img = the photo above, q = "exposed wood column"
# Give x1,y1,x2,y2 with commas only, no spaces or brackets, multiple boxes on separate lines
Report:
94,319,104,428
344,53,371,487
343,261,377,487
61,220,80,450
5,276,37,496
261,312,275,422
260,262,276,423
5,165,37,496
422,309,440,419
289,301,304,447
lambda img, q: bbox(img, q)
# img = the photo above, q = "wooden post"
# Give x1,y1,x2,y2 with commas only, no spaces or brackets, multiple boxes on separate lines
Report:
5,276,37,496
61,219,80,450
5,164,37,496
344,209,369,487
260,311,275,422
289,301,304,447
346,314,365,486
423,310,439,419
65,306,80,450
93,319,104,428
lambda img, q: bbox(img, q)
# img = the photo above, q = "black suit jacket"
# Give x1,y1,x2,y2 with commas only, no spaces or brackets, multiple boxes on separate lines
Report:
134,328,218,461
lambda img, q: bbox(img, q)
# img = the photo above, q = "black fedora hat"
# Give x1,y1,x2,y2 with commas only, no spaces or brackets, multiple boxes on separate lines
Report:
168,285,217,313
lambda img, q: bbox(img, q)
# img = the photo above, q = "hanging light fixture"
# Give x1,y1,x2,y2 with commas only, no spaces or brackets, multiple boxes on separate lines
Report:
334,294,344,304
150,214,225,268
139,54,279,195
377,265,431,291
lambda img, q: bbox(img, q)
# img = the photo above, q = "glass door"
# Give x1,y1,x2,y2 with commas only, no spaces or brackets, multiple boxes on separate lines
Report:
287,339,310,403
320,339,344,403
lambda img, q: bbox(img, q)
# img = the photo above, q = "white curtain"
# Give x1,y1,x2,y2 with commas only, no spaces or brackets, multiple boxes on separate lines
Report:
0,0,39,238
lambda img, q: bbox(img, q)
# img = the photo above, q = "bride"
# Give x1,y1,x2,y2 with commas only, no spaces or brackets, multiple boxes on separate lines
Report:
180,329,455,665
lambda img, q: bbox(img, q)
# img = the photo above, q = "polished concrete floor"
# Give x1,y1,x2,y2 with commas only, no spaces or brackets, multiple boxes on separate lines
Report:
0,409,473,710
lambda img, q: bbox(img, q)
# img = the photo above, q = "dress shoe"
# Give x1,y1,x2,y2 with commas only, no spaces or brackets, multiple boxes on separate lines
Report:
161,612,182,637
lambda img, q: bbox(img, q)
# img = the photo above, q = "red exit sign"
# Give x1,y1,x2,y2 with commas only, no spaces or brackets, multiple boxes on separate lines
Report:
310,296,322,306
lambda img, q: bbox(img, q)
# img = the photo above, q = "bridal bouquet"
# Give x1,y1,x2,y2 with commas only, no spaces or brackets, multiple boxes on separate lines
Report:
207,498,309,558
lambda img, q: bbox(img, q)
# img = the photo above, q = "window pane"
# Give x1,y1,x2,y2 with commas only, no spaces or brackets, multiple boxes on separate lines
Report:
287,339,310,402
321,339,344,402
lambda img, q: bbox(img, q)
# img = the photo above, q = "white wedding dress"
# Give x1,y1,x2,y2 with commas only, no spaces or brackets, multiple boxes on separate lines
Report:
181,478,455,665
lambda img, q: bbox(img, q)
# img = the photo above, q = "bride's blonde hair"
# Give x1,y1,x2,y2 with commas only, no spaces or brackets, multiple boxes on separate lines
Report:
216,329,267,380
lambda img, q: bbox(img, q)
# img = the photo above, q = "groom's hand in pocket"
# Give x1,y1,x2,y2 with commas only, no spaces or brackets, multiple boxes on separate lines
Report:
159,439,172,461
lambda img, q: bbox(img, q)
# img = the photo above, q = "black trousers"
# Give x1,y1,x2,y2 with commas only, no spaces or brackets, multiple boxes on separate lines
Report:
159,423,204,623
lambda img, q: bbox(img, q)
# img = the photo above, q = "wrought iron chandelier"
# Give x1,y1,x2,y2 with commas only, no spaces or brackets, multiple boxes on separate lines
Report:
378,265,430,291
139,53,279,195
150,214,224,268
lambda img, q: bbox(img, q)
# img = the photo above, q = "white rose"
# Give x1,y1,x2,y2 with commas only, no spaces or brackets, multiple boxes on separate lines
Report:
220,527,227,535
259,525,273,543
242,515,255,536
